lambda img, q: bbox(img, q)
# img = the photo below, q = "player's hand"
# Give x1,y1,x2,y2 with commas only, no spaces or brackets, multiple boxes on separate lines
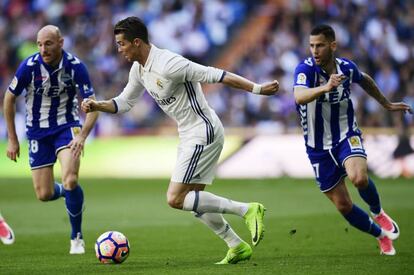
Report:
326,74,347,91
383,102,413,114
81,98,98,113
260,80,279,96
69,135,86,159
6,138,20,162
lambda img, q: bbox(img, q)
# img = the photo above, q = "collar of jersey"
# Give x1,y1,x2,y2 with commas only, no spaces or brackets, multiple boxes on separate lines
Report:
39,50,67,74
313,57,342,80
143,44,157,71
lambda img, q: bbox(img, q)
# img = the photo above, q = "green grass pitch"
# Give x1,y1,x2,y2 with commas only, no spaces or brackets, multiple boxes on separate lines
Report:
0,178,413,274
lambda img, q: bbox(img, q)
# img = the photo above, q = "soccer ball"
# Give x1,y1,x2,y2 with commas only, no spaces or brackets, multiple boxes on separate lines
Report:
95,231,130,264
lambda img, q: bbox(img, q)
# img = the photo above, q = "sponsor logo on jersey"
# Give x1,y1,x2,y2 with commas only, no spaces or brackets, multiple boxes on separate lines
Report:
156,96,176,106
34,75,48,82
83,84,94,94
10,76,18,90
297,73,307,85
348,136,363,151
71,127,81,137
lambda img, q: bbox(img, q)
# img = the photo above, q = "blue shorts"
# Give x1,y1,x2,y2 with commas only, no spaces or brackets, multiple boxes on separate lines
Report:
307,136,367,192
28,126,81,170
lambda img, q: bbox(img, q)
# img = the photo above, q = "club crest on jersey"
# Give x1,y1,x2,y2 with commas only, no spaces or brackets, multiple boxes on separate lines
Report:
156,79,164,89
297,73,307,85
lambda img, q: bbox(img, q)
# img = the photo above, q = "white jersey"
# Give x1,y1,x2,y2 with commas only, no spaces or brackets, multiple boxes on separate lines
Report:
113,44,225,145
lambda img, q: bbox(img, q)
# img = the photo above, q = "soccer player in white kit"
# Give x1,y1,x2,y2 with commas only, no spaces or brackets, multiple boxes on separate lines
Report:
82,16,279,264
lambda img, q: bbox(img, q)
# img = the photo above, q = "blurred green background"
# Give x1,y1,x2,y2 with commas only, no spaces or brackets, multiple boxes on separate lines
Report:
0,136,243,179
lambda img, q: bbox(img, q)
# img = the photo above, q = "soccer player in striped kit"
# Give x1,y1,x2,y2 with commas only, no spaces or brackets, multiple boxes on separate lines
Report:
293,24,413,255
82,16,279,264
4,25,98,254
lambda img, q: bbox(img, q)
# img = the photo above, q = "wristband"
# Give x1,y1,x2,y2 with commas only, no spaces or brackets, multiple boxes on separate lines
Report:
252,84,262,94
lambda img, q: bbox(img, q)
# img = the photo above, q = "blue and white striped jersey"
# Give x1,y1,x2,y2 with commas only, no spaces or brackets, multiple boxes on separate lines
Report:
8,50,94,139
293,57,363,150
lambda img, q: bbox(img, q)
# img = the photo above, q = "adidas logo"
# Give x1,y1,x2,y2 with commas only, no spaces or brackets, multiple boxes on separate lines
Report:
192,174,201,180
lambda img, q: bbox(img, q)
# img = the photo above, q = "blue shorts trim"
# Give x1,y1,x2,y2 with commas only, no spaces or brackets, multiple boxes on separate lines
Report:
341,154,367,167
56,145,70,155
321,174,347,193
31,162,55,170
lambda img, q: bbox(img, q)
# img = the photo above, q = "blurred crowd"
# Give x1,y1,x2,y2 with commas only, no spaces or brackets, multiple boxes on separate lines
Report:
212,0,414,133
0,0,413,139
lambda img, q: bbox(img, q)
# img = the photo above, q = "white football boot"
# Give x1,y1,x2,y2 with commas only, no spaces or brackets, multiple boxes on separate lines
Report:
70,232,85,254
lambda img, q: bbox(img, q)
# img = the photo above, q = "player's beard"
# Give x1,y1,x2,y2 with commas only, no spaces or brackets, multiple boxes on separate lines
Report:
319,52,335,70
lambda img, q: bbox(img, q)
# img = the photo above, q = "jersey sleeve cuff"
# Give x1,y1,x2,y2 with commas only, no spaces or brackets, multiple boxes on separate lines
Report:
8,88,21,96
112,99,118,114
219,71,226,82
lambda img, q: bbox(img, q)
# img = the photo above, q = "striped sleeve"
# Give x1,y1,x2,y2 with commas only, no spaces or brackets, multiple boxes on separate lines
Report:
293,63,314,89
73,62,95,98
8,59,32,96
347,60,363,83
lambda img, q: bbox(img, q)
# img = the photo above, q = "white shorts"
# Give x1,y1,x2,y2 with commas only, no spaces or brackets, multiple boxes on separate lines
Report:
171,134,224,185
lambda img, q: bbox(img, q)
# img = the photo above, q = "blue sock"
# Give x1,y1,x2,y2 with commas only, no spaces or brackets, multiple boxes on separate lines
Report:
358,178,381,214
65,185,84,239
343,204,381,237
49,182,65,201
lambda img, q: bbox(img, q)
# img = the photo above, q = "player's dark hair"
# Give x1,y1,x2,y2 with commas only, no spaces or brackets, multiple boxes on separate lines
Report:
114,16,149,44
311,24,336,41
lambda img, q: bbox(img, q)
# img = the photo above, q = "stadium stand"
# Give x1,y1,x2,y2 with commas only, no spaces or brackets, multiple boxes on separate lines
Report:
0,0,413,139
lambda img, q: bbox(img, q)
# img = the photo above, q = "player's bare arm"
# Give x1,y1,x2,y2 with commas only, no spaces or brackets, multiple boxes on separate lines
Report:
3,90,20,162
221,71,279,96
82,98,117,114
70,96,100,158
294,73,346,104
359,72,413,114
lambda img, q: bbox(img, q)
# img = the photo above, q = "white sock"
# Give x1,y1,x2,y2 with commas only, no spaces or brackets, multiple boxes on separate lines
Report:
183,191,248,217
378,229,392,239
194,212,242,248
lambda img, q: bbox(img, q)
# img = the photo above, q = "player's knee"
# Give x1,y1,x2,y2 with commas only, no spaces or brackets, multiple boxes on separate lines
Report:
335,199,353,215
166,193,184,209
349,173,368,189
62,173,78,189
34,188,53,202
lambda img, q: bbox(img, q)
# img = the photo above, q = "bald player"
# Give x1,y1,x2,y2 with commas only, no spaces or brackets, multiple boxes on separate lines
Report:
3,25,98,254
